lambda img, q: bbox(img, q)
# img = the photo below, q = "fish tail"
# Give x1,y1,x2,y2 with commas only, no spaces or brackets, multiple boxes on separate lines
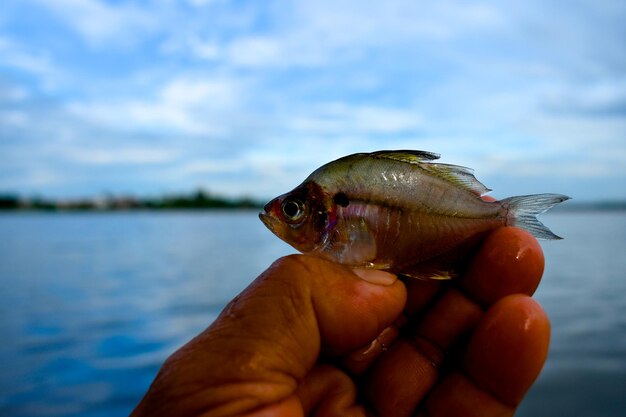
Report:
501,194,571,240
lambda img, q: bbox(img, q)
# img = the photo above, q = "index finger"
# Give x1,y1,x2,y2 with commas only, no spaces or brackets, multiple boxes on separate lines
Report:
460,227,544,306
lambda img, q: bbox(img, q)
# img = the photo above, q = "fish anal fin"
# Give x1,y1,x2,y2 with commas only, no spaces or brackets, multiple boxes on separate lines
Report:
395,230,491,280
428,270,455,280
398,267,455,281
394,258,456,280
422,163,491,197
358,263,452,282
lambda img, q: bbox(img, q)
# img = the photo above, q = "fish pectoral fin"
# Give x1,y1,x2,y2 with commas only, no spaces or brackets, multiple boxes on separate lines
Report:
363,262,393,270
370,150,440,163
421,163,491,197
325,218,378,266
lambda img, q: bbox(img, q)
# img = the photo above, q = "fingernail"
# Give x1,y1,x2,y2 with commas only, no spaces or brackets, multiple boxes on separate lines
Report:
353,269,397,286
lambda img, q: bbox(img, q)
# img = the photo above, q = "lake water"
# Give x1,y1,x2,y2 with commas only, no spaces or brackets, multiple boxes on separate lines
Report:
0,211,624,416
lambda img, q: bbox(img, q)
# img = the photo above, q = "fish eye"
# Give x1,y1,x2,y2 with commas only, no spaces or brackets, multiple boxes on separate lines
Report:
281,198,305,222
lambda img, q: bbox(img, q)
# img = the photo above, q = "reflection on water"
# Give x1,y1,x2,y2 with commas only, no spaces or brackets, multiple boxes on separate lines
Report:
0,211,625,416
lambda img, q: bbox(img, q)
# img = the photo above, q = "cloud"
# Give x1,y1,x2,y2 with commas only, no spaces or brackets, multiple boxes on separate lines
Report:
0,82,28,102
288,103,423,135
64,147,179,166
186,0,219,7
1,0,625,201
30,0,156,46
542,81,626,117
226,37,283,67
0,37,60,88
0,110,28,128
0,167,66,189
66,76,243,136
159,34,222,61
177,160,243,175
291,1,503,46
199,1,505,69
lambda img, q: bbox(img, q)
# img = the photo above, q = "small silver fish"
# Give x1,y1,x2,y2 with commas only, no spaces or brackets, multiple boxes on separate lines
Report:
259,150,569,280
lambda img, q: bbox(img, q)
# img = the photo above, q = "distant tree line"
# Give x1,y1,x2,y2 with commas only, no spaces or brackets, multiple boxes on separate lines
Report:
2,191,625,212
0,190,264,211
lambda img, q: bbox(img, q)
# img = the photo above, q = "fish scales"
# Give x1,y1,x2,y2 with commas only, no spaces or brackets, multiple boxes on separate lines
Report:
259,150,569,280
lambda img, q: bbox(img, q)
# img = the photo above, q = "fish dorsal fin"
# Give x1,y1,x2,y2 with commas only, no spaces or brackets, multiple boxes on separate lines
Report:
421,163,492,196
369,150,490,197
370,150,440,164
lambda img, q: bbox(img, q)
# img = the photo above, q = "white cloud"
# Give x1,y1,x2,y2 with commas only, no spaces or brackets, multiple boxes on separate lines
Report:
179,1,505,68
31,0,156,46
160,36,220,60
0,85,28,102
542,80,626,116
0,167,65,188
65,147,179,165
293,1,503,46
66,76,242,136
0,110,28,127
226,37,282,67
178,160,242,175
186,0,218,6
0,37,59,86
288,103,423,135
188,40,220,60
160,78,236,108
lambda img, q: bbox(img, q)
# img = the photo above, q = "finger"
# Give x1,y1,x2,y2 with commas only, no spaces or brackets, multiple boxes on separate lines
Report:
340,275,443,375
315,265,406,354
132,254,406,417
296,365,367,417
463,295,550,406
361,289,483,417
418,295,550,416
341,315,407,375
461,227,544,307
403,277,445,316
240,396,304,417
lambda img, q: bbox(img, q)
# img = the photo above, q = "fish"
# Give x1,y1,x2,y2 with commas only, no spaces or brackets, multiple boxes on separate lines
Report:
259,150,570,280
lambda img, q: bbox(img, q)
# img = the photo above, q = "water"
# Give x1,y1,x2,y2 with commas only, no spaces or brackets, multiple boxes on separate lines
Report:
518,212,626,417
0,211,624,416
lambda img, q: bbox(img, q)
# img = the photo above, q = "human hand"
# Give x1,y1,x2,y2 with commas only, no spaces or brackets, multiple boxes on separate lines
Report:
131,227,549,417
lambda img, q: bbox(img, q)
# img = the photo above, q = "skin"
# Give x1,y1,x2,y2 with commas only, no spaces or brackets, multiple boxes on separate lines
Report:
131,227,550,417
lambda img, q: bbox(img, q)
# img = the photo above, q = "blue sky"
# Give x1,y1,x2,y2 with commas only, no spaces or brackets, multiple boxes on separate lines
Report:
1,0,625,201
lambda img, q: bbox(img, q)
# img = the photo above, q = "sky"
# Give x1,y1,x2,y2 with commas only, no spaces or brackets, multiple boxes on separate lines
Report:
1,0,625,202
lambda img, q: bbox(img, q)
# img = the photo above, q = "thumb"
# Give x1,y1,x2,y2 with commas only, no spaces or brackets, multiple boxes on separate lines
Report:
132,255,406,417
210,254,407,368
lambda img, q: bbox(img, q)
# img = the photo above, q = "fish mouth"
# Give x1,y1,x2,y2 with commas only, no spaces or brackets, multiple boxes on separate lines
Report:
259,211,279,232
